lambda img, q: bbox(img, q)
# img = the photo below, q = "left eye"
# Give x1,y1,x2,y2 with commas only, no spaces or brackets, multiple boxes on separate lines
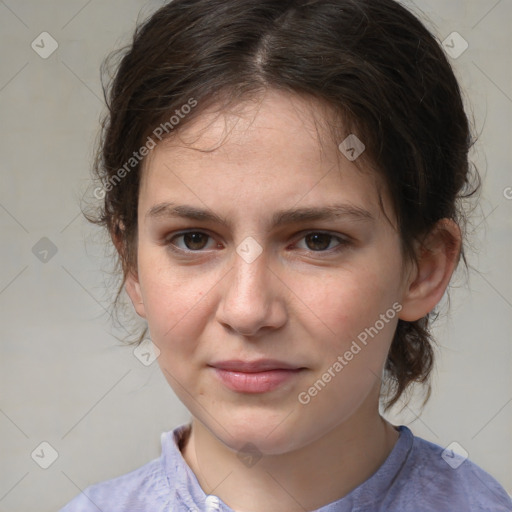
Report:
294,232,345,252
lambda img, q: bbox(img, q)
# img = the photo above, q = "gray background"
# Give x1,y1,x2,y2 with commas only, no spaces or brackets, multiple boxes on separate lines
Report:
0,1,511,510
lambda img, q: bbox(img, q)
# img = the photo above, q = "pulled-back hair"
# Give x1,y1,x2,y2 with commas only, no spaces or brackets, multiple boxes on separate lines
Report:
88,0,478,411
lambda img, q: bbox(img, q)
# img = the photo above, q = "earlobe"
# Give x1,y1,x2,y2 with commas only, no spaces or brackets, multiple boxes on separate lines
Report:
125,271,147,319
399,219,461,322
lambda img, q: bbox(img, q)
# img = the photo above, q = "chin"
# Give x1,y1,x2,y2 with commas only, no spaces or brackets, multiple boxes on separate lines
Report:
202,409,316,456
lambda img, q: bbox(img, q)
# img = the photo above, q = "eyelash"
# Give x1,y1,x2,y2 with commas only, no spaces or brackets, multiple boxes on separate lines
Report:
165,230,351,256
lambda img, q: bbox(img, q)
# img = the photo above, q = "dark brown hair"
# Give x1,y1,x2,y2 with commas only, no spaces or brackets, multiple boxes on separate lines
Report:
88,0,478,411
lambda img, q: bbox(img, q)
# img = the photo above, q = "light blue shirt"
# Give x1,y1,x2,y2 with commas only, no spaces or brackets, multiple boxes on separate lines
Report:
60,423,512,511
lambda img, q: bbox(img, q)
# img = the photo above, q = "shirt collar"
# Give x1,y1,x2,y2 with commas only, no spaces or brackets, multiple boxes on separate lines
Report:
160,423,414,511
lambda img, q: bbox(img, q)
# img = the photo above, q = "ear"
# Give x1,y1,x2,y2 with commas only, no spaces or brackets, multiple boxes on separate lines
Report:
111,225,147,319
125,270,147,319
399,219,461,322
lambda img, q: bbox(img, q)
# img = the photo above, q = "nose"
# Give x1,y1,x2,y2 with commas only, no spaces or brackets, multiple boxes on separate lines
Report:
215,248,287,338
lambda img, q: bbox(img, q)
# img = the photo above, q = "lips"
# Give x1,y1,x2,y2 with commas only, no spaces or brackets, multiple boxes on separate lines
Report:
209,359,305,393
210,359,302,372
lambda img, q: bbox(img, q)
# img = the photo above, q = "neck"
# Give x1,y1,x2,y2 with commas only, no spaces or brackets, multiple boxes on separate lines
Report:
181,403,399,511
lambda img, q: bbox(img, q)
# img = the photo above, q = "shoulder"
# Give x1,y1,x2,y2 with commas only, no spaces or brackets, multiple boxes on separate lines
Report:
58,424,194,512
388,426,512,511
59,456,170,512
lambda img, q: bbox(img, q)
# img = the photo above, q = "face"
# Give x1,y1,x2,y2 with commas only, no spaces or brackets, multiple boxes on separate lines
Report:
126,90,412,455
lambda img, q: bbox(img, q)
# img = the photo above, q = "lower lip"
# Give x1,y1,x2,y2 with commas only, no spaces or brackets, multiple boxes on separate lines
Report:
213,368,303,393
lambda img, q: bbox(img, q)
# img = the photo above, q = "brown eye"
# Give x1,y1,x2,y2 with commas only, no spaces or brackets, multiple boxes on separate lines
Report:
168,231,215,252
293,232,350,254
182,232,209,250
304,233,333,251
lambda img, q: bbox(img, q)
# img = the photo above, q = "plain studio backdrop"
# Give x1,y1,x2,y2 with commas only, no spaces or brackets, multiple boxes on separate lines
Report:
0,1,511,510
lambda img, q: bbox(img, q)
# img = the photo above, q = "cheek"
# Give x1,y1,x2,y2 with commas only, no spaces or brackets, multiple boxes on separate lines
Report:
137,255,211,354
293,272,401,432
301,266,402,409
141,269,211,402
308,266,401,344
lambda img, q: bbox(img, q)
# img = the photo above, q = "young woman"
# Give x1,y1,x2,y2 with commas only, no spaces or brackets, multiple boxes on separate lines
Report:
61,0,512,510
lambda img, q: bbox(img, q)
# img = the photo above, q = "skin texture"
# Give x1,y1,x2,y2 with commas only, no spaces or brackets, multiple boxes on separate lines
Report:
124,89,461,511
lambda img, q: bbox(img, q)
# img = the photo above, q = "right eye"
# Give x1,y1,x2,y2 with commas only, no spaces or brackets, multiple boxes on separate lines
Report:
166,231,220,252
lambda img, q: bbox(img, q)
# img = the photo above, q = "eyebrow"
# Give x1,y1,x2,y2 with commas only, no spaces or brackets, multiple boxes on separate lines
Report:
145,202,374,228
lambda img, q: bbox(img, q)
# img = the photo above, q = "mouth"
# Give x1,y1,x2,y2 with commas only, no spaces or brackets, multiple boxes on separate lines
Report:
208,359,306,393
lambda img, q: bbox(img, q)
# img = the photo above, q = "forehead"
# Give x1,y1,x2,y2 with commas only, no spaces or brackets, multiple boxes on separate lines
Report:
145,90,339,170
139,90,389,223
